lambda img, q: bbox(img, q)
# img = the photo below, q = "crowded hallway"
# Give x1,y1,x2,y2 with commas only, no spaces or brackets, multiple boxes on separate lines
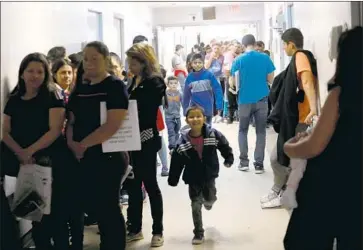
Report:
1,1,362,250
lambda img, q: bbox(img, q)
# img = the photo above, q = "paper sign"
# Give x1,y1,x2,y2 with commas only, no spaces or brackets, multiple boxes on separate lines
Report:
100,100,141,152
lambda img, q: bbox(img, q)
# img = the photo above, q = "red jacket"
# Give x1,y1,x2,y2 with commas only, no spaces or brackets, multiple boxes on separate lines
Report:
156,107,165,132
174,69,187,78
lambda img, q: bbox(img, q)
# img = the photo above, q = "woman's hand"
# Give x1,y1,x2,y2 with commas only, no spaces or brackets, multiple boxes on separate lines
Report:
16,149,35,165
68,141,87,160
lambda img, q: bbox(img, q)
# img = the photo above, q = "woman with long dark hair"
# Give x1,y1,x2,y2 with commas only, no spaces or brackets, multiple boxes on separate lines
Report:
66,41,128,250
1,53,69,250
125,43,166,247
283,26,362,250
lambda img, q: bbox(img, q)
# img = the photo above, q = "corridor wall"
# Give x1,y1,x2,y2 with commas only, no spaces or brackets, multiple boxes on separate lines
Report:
264,2,352,103
0,2,153,137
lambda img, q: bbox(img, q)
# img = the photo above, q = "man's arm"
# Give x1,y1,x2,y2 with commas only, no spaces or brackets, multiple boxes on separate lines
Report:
295,52,317,123
204,53,214,69
301,71,317,115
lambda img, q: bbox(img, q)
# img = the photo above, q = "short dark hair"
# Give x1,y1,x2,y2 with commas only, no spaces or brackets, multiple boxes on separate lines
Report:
68,53,82,69
175,44,183,52
281,28,304,48
186,105,205,117
191,53,204,62
263,50,271,56
47,46,66,64
84,41,110,58
200,42,205,47
167,76,178,83
242,34,256,47
256,41,265,48
133,35,148,44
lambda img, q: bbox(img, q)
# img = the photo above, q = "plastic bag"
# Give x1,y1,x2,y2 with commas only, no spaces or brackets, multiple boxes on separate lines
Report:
11,164,52,222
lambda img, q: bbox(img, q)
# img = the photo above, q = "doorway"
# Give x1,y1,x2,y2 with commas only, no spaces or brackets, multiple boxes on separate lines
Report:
156,23,258,72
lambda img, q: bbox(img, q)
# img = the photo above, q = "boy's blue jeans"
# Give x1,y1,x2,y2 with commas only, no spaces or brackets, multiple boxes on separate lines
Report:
165,116,181,150
238,97,268,167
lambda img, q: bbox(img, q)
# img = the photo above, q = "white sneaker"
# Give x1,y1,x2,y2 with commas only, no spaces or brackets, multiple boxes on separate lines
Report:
238,165,249,171
260,190,279,203
261,196,282,209
151,235,164,247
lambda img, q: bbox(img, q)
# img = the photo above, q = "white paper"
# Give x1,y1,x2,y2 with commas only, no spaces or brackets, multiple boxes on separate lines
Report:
100,100,141,152
4,175,17,197
12,164,52,218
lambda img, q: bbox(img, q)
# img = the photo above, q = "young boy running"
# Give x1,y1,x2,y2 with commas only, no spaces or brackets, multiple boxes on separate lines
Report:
168,105,234,245
183,54,223,125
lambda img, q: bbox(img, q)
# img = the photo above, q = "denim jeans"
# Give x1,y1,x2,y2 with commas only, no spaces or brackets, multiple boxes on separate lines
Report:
158,133,169,168
165,117,181,150
189,179,217,236
238,97,268,167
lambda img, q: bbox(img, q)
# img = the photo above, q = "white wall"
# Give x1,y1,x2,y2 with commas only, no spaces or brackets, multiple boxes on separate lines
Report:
264,2,352,103
152,3,266,40
0,2,152,138
0,1,152,95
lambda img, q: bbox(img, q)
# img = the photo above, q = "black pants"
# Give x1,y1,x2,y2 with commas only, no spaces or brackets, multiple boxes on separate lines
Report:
32,151,72,250
189,179,217,236
65,149,84,250
128,139,163,235
227,91,238,120
1,184,22,250
80,153,126,250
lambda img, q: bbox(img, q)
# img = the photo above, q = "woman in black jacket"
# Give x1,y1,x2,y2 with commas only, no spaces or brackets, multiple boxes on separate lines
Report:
125,43,166,247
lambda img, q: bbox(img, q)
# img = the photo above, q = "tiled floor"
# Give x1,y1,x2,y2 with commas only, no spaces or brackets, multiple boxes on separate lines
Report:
84,122,289,250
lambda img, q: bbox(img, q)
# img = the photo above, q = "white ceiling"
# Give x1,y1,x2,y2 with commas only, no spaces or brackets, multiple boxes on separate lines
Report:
143,1,263,8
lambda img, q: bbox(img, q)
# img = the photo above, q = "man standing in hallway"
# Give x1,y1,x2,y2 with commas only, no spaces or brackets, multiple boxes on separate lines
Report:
231,34,275,174
172,44,187,92
261,28,318,208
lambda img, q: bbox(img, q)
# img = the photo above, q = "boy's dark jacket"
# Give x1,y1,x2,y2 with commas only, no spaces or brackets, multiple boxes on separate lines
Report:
168,125,234,186
268,50,318,167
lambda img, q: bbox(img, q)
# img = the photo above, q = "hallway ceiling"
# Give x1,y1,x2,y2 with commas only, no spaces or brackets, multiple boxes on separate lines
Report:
144,1,264,8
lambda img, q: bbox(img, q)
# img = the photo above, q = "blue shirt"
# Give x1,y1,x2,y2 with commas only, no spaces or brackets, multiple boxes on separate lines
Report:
231,51,275,104
183,69,223,117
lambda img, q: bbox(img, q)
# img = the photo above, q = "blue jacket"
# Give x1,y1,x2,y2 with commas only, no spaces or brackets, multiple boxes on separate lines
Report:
183,69,223,117
168,125,234,186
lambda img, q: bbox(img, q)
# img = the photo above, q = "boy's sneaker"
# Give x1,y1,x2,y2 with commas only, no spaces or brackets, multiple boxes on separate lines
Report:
126,231,144,243
260,190,279,203
120,194,129,205
192,235,205,245
260,190,282,209
238,163,249,172
151,234,164,247
161,167,169,177
254,164,265,174
203,200,215,211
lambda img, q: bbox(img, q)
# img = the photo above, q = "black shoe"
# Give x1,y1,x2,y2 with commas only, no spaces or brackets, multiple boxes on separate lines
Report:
254,164,265,174
192,234,205,245
227,117,233,124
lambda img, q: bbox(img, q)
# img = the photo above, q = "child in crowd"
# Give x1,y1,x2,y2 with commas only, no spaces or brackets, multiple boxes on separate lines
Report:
168,105,234,245
164,76,182,153
183,54,223,125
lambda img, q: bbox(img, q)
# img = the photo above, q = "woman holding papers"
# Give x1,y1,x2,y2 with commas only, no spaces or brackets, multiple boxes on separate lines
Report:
125,43,166,247
1,53,68,250
66,41,129,250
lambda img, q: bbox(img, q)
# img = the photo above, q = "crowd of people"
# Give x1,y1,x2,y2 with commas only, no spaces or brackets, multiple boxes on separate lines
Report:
0,25,361,250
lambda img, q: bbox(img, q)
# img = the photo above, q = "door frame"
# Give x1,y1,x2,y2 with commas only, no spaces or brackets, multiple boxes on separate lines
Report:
351,1,363,27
